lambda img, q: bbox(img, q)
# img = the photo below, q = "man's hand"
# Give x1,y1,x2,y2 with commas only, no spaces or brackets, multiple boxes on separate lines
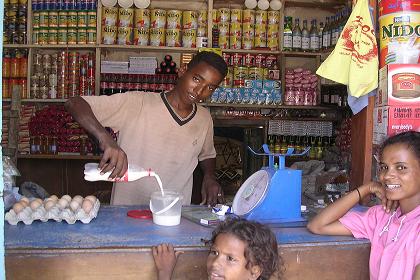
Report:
365,181,398,213
152,243,183,280
98,134,128,180
200,175,224,206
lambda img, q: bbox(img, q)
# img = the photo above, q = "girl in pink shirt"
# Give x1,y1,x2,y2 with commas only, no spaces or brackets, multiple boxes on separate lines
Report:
307,131,420,280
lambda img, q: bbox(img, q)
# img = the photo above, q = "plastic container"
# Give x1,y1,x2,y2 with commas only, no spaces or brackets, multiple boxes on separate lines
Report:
150,191,183,226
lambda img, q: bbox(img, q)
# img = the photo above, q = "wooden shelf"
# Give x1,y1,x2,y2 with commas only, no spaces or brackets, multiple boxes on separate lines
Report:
3,44,30,49
30,44,97,49
3,98,68,103
98,44,198,53
282,51,325,57
285,0,347,9
222,49,280,55
18,154,102,160
201,102,336,110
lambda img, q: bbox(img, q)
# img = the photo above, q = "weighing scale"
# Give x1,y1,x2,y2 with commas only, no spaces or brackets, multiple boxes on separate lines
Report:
232,144,310,223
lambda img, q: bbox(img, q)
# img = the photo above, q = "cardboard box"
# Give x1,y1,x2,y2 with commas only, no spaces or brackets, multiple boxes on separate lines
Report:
376,64,420,107
373,105,420,145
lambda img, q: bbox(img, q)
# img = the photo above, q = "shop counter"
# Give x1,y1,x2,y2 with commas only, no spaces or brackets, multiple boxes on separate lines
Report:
5,206,370,280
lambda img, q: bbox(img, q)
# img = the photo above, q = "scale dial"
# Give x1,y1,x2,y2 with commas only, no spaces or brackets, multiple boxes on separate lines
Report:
232,170,270,216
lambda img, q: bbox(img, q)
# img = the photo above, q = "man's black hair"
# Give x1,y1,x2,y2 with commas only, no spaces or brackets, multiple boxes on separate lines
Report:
187,51,228,78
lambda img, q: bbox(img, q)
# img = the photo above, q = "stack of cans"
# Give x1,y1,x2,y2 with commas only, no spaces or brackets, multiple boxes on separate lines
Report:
4,1,27,44
101,6,118,44
267,11,280,51
217,8,230,49
149,9,166,46
254,10,267,48
181,10,198,48
197,9,208,46
134,9,150,45
242,10,255,50
2,49,28,98
165,10,182,47
117,7,134,45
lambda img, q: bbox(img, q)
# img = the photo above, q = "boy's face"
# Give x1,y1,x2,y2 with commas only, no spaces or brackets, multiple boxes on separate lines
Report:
176,61,223,105
206,233,261,280
379,143,420,209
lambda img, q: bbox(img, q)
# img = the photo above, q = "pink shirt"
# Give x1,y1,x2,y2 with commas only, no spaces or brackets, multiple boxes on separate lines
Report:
339,205,420,280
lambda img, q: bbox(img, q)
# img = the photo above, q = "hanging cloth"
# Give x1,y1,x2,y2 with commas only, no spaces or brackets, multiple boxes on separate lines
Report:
316,0,378,98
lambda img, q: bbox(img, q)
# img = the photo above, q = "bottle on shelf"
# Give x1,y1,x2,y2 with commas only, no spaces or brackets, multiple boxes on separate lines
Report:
280,136,288,154
309,19,319,52
301,20,310,52
331,15,339,47
318,22,324,51
283,16,293,51
292,18,302,52
309,136,317,159
322,17,331,50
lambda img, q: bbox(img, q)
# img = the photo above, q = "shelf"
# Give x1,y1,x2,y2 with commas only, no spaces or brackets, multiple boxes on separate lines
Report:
17,154,102,160
282,51,325,57
3,98,68,103
201,102,336,110
3,44,31,49
98,45,198,53
222,49,280,55
30,44,97,49
285,0,347,9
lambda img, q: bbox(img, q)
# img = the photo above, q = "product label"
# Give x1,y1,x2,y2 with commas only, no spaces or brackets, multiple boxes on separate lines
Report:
310,35,319,50
283,32,292,48
292,35,301,48
302,37,310,50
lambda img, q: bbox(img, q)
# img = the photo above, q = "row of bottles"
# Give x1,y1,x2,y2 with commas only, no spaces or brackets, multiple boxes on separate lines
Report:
283,7,350,52
268,135,333,160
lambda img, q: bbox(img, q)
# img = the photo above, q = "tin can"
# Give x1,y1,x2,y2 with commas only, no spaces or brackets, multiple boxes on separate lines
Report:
267,11,280,25
77,28,87,44
197,26,207,37
58,11,68,27
242,9,255,24
222,66,234,87
149,28,165,46
182,29,197,48
150,9,166,28
102,25,117,44
267,24,279,38
218,22,229,36
48,28,58,44
32,28,39,44
255,10,267,25
217,8,230,23
57,28,67,44
218,34,229,49
49,11,58,27
230,9,242,23
133,27,149,45
233,66,248,87
67,11,78,27
229,23,242,37
38,28,48,44
118,8,134,28
77,11,88,27
67,28,77,44
254,36,267,48
242,23,254,37
182,10,198,29
222,53,232,65
87,28,96,44
33,11,40,28
39,11,49,27
117,27,132,45
248,66,264,80
134,8,150,28
102,7,118,27
166,10,182,29
165,29,181,47
243,53,255,66
229,36,241,49
198,10,207,25
87,11,96,27
255,24,267,38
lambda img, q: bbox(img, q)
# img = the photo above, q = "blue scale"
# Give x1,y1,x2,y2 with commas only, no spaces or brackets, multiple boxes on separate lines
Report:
232,144,310,223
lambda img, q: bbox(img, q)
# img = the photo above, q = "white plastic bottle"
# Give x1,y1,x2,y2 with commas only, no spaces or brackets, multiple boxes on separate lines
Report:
84,163,149,182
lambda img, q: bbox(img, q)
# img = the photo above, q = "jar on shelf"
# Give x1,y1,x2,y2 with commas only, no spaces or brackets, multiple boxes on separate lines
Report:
49,136,57,155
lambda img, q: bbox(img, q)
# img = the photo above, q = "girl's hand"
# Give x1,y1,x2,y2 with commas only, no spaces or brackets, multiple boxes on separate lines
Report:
365,182,398,213
152,243,183,280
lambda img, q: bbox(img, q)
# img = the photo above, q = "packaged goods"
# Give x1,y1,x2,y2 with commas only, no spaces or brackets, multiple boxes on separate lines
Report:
166,10,182,29
135,8,150,28
150,28,165,46
150,9,166,28
133,27,149,45
118,8,134,28
182,10,198,29
102,6,118,27
102,25,117,44
182,29,196,48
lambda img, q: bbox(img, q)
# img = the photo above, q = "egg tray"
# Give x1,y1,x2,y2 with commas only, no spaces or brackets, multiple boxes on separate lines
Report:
5,199,100,225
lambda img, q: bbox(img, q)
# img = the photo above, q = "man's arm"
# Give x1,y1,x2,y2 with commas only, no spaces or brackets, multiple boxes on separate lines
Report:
64,96,128,179
199,158,223,206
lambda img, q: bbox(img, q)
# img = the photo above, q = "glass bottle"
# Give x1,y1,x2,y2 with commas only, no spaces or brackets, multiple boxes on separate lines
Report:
283,16,293,51
331,15,339,47
292,18,302,51
309,136,317,159
322,17,331,50
50,136,58,155
301,20,310,52
309,19,319,52
280,136,288,154
318,22,324,50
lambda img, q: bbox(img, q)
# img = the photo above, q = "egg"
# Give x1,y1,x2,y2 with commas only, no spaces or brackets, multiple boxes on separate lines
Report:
20,197,30,204
70,200,80,212
57,198,69,209
72,195,83,205
61,194,72,203
19,200,29,207
48,195,59,202
82,200,94,213
44,200,56,211
35,198,43,204
13,202,25,214
84,195,97,204
30,200,42,210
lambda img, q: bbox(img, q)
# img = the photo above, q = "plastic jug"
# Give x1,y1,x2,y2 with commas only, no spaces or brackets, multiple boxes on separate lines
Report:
149,191,183,226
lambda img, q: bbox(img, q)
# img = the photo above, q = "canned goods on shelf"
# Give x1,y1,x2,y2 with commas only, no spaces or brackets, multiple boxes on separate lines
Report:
102,7,118,27
150,9,166,28
267,11,280,25
67,28,77,44
254,36,267,48
182,29,197,48
255,10,267,25
134,8,150,28
49,11,58,27
242,9,255,24
117,27,133,45
57,28,67,44
118,8,134,28
218,35,228,49
242,23,255,37
211,9,218,25
67,11,78,27
229,23,241,37
267,37,279,51
87,28,96,44
32,28,39,44
77,28,87,44
102,25,117,44
218,22,229,36
255,24,267,37
267,24,279,37
39,11,49,27
197,26,207,37
133,27,149,45
38,28,49,44
58,11,68,27
48,28,58,44
230,9,242,23
229,36,241,49
33,11,40,28
150,28,165,46
242,36,254,50
217,8,230,23
165,29,181,47
77,11,88,27
87,11,97,27
166,10,182,29
182,10,198,30
197,10,207,25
